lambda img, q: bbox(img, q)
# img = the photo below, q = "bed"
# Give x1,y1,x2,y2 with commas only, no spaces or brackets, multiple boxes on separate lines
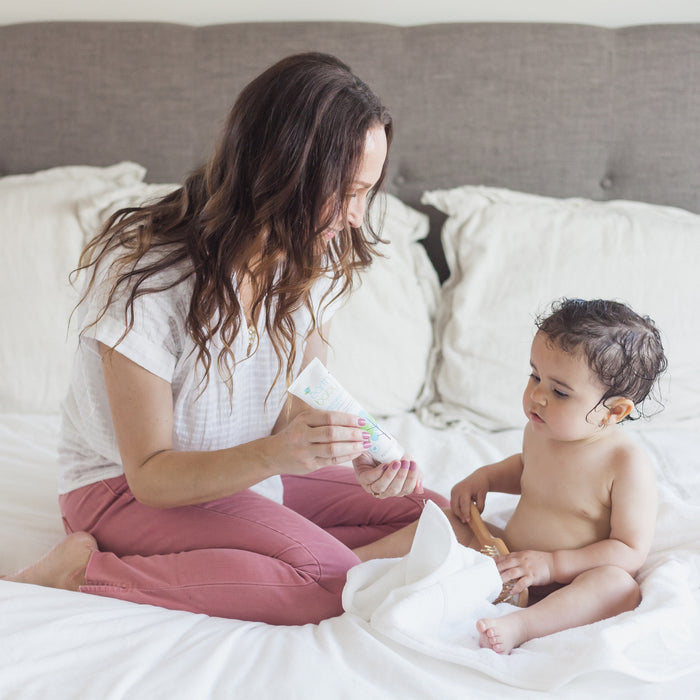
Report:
1,20,699,699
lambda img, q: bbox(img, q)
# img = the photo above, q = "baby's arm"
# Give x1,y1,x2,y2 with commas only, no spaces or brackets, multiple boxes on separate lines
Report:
497,445,657,593
553,447,657,582
450,453,524,523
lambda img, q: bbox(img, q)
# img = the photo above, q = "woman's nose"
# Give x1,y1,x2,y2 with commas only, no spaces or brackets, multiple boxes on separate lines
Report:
346,197,365,228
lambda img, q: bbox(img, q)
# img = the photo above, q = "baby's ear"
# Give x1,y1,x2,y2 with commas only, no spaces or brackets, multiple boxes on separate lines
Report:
605,398,635,424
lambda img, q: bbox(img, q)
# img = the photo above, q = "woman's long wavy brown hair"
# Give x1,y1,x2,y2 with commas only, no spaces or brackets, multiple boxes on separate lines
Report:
74,52,393,396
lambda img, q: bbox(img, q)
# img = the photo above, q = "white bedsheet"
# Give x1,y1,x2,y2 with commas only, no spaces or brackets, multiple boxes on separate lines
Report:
344,500,700,691
1,413,699,699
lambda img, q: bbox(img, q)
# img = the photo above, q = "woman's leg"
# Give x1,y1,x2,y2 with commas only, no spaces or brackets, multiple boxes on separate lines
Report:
477,565,642,654
281,465,449,550
58,475,362,625
316,495,474,562
3,531,97,589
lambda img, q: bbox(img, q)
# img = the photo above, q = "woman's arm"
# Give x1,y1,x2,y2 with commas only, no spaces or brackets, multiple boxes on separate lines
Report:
99,339,368,508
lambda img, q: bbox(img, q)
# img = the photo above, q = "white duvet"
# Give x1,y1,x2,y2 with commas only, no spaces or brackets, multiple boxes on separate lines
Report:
1,413,699,699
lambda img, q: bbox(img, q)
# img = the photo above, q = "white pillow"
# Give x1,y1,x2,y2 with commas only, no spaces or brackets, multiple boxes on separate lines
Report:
76,181,179,241
326,194,439,416
0,163,146,414
421,186,700,431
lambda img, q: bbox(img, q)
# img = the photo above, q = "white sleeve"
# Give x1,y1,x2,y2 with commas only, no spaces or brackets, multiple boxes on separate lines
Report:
78,263,188,382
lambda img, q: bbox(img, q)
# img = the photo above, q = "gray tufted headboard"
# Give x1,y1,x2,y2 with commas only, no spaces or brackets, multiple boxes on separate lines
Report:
3,21,700,278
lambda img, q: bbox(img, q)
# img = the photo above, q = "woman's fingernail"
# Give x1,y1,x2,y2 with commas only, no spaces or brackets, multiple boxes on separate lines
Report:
382,464,389,471
358,418,366,426
409,462,417,471
392,462,400,470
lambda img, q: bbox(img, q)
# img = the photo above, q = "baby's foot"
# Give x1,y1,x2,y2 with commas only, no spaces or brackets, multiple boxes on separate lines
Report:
476,614,528,654
3,532,97,591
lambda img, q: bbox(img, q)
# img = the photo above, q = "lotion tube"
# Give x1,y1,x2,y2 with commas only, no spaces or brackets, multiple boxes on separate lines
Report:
288,357,404,464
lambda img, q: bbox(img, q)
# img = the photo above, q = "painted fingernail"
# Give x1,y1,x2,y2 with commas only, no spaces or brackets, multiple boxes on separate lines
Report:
358,418,366,426
409,462,417,471
400,460,408,470
382,464,389,471
392,462,400,470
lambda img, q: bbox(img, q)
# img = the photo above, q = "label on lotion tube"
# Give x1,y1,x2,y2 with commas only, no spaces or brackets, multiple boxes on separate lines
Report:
288,357,404,464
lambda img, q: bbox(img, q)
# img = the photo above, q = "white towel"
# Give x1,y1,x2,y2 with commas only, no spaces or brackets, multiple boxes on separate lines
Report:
342,500,700,691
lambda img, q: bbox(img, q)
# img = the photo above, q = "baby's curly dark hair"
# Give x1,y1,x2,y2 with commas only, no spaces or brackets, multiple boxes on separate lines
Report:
536,298,668,421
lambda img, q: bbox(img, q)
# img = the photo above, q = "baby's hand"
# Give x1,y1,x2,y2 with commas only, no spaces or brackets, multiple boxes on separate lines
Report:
450,471,489,523
494,550,555,594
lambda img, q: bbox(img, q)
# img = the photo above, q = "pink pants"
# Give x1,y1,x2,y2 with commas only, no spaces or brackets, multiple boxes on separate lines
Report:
59,467,448,625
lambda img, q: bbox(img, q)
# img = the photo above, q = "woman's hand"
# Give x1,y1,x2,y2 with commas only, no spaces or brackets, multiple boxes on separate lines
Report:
353,452,424,498
493,550,555,594
271,409,369,475
450,468,490,523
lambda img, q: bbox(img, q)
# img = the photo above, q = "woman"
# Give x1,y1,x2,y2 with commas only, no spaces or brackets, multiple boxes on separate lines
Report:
7,52,447,625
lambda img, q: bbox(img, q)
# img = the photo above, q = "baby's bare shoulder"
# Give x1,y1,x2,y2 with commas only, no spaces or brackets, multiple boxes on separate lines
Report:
605,430,655,480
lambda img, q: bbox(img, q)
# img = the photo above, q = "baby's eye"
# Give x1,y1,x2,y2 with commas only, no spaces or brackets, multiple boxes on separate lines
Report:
529,372,540,383
553,388,569,398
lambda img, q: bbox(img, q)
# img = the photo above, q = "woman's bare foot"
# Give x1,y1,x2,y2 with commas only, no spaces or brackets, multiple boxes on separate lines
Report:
477,613,529,654
1,532,97,591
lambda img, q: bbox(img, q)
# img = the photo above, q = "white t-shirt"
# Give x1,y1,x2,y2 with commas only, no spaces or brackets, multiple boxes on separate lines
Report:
58,254,338,503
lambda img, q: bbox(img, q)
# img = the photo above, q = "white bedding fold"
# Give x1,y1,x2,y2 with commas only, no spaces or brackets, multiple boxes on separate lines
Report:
342,501,700,691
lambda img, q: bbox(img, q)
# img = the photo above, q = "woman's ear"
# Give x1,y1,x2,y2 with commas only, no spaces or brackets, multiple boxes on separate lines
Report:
604,398,635,424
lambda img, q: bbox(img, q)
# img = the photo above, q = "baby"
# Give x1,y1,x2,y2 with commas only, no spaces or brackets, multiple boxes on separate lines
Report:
451,298,667,653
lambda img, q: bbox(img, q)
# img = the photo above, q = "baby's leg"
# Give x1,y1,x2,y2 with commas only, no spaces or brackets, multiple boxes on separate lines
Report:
477,565,641,654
